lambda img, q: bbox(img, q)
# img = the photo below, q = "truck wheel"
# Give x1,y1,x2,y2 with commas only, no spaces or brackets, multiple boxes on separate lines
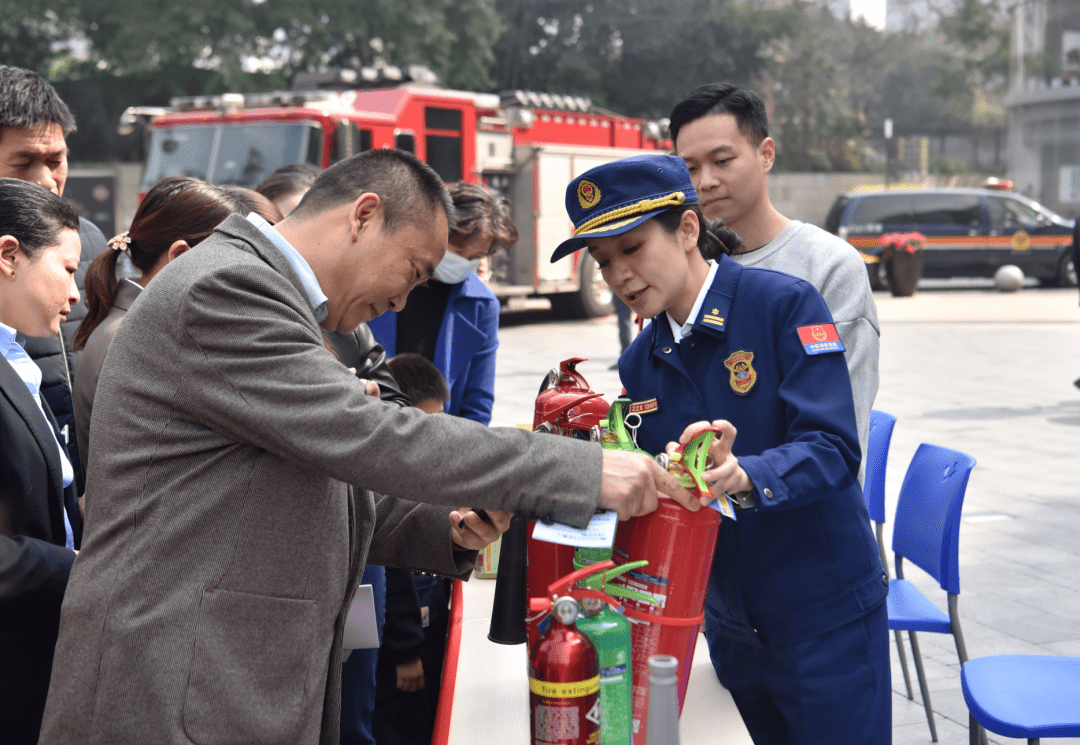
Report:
550,259,614,318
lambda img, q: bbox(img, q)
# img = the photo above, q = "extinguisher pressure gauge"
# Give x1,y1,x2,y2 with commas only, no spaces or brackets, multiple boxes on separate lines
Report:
553,597,580,625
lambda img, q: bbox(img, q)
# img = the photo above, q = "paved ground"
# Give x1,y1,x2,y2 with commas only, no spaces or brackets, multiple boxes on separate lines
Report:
491,285,1080,744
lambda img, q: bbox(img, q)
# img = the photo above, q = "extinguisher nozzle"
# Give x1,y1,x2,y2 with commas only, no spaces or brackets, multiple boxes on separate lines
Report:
487,513,529,645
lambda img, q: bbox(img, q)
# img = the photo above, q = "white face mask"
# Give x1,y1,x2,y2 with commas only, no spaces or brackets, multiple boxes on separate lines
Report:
432,251,481,284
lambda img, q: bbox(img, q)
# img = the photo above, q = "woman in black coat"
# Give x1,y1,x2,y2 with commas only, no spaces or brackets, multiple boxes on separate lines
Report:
0,178,84,745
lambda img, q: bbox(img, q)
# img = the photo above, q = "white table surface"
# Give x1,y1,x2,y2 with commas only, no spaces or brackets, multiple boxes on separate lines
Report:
446,576,752,744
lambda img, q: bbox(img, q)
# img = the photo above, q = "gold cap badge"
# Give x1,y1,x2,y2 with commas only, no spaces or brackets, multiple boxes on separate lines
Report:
577,179,602,210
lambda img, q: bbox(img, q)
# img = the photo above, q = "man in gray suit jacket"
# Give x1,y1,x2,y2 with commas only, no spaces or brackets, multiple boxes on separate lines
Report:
40,149,698,745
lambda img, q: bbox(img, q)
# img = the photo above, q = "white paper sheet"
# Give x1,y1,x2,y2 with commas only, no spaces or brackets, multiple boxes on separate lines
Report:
530,510,618,548
342,584,380,649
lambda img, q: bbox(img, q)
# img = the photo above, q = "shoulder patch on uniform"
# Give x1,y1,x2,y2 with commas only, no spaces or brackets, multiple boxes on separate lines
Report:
796,324,846,355
724,351,756,395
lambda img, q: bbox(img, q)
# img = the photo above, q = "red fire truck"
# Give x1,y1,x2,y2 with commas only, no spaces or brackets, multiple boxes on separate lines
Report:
126,65,673,316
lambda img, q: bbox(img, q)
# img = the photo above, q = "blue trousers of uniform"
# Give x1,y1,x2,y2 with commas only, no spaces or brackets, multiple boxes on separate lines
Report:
341,565,387,745
706,602,891,744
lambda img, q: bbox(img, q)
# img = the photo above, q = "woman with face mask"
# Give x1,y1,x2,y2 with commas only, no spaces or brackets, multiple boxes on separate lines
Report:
0,178,83,745
367,181,517,424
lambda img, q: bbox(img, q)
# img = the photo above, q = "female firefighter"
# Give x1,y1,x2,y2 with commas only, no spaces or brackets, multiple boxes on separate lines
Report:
550,154,890,744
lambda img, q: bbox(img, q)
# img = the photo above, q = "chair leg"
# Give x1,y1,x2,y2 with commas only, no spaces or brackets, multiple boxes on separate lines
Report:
969,714,980,745
894,629,914,699
908,631,938,742
949,598,986,745
876,523,889,576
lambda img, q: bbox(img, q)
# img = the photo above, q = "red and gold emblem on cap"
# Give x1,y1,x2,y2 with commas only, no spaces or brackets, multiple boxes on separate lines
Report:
577,179,602,210
724,350,756,396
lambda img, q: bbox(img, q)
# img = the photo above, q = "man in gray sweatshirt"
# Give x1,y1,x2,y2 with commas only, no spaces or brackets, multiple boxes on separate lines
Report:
670,83,879,482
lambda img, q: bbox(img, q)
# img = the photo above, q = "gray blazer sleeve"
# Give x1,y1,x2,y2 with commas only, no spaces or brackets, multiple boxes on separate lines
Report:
176,262,601,528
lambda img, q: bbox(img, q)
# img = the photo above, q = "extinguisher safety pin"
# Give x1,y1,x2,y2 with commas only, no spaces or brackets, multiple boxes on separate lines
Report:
624,412,643,449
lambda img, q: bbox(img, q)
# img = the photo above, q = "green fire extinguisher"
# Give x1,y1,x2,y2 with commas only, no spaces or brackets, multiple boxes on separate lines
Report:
575,560,655,745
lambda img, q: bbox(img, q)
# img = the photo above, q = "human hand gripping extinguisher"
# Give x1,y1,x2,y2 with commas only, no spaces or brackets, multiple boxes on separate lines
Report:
608,426,727,745
528,561,626,745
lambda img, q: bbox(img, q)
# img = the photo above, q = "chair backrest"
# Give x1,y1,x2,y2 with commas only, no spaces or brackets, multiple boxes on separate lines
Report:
864,410,898,524
892,443,977,595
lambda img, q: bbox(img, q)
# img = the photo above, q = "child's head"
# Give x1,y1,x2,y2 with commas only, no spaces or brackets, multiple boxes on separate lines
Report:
550,154,740,322
387,353,450,413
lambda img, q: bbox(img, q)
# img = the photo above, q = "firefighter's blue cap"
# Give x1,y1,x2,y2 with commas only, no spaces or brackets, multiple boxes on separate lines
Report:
550,153,698,263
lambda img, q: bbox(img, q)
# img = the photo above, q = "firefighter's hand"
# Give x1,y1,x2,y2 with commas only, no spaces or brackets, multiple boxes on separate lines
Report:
450,508,512,551
598,449,700,520
671,420,752,497
396,658,425,692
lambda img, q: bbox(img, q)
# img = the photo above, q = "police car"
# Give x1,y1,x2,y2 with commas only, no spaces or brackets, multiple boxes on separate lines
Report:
825,187,1077,287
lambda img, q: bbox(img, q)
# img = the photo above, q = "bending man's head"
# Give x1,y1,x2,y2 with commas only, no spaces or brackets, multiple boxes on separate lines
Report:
279,149,455,333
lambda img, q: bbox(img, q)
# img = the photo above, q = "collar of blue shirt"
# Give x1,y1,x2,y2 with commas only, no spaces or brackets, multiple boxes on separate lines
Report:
246,212,329,323
667,259,719,344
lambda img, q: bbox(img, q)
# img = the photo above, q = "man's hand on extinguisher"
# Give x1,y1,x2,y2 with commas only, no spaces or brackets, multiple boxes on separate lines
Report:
598,449,702,520
671,420,753,497
449,507,512,551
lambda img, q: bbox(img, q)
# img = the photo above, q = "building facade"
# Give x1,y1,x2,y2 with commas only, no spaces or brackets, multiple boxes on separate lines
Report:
1004,0,1080,217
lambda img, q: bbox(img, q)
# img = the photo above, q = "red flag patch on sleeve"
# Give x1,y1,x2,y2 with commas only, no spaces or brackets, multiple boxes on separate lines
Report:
796,324,846,355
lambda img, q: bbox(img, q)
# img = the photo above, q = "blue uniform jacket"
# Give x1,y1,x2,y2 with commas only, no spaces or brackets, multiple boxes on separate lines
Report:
620,255,887,647
368,274,499,425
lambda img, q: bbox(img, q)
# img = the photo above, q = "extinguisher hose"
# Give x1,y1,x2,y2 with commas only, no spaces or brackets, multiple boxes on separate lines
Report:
620,606,706,627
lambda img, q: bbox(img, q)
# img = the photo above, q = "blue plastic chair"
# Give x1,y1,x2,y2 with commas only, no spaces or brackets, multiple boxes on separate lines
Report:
962,655,1080,744
864,410,920,701
865,410,897,571
889,443,977,743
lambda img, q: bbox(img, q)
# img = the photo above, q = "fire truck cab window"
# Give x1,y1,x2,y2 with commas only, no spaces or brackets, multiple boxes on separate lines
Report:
215,123,321,187
394,132,416,154
359,129,372,152
141,126,217,190
141,122,322,191
425,108,462,132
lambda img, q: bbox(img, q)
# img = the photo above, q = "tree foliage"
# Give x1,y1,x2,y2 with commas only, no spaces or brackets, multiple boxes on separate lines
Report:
493,0,794,117
1,0,1012,171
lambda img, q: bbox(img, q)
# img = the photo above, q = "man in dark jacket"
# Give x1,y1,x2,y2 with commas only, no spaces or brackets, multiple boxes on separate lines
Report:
0,65,109,501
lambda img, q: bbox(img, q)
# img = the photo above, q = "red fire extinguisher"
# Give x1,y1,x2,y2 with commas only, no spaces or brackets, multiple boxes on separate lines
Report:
528,561,623,745
607,427,726,745
527,358,611,649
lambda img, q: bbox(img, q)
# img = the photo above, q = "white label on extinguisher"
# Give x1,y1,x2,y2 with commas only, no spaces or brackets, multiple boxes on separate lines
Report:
535,705,580,741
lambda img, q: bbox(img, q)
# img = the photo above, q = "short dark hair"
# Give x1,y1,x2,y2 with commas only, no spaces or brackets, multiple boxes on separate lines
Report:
255,163,319,206
291,149,455,234
219,185,285,224
0,178,79,260
0,65,77,142
448,182,518,255
669,83,768,148
387,353,450,405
